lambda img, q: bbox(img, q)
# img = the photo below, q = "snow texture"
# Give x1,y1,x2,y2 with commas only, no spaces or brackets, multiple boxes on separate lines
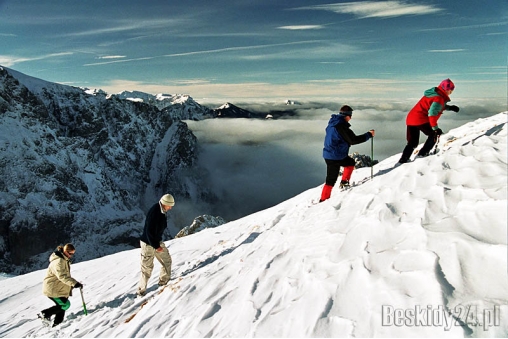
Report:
0,112,506,338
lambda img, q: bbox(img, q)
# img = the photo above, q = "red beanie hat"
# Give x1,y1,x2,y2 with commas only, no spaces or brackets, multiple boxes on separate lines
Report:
439,78,455,91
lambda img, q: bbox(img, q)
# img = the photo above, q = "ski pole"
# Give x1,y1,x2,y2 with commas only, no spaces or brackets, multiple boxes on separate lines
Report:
370,136,374,180
432,135,440,155
80,287,88,315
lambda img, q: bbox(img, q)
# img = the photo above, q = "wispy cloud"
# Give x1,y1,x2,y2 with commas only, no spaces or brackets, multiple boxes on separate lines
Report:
419,21,508,32
98,55,126,59
0,56,19,67
168,79,212,85
0,52,73,67
84,56,155,66
241,42,358,61
278,25,324,30
83,41,325,66
294,1,443,19
164,41,325,57
467,66,507,76
428,49,466,53
63,19,185,37
485,32,508,36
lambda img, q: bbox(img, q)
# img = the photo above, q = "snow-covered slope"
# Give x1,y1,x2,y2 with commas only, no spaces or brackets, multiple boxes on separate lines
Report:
0,113,506,338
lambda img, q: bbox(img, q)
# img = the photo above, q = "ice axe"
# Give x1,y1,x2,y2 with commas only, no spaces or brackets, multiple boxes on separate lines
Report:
80,287,88,315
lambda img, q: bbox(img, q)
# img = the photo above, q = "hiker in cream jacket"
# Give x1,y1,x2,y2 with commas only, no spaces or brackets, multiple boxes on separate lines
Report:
39,244,83,327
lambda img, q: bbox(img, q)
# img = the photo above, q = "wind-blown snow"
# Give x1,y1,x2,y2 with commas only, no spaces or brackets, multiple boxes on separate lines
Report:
0,113,506,338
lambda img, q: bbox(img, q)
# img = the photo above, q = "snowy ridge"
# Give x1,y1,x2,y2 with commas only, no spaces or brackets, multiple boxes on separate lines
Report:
115,91,202,111
0,66,59,95
0,113,506,338
1,66,209,120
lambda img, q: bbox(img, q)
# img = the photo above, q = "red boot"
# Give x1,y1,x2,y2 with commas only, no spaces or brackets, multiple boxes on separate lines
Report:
339,166,355,189
319,184,333,202
341,166,354,182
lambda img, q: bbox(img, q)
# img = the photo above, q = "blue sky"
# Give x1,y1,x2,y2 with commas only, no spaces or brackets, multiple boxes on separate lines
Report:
0,0,506,102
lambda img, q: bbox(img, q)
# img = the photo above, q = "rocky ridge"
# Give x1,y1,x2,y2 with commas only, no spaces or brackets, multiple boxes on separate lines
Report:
0,66,217,273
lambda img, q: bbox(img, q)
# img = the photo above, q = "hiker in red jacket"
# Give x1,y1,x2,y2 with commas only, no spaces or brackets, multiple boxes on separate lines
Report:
398,79,459,164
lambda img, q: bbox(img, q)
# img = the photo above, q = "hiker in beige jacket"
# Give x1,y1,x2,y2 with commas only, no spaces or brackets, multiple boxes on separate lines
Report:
38,244,83,327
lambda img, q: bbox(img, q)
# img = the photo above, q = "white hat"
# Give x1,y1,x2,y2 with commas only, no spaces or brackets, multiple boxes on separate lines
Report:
159,194,175,206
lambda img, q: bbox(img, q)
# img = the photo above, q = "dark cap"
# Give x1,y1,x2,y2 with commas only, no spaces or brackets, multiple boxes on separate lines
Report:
339,105,353,116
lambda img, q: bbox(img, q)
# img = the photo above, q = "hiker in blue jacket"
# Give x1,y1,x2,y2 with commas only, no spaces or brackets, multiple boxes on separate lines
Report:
320,105,375,202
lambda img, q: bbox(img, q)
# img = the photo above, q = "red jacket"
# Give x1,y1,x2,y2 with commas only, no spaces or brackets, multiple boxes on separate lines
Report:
406,86,450,129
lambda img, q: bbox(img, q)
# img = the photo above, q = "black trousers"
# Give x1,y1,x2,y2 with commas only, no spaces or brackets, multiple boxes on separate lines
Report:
41,297,69,326
400,123,436,162
325,157,355,186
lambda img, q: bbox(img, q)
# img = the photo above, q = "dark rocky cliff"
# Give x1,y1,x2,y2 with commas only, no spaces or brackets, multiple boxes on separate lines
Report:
0,66,216,273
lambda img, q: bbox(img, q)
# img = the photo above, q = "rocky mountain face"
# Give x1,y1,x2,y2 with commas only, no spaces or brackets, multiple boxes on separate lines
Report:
175,215,227,238
0,66,217,274
214,102,255,118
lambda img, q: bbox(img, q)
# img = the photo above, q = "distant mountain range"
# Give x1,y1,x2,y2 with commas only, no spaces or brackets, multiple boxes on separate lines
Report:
212,102,297,119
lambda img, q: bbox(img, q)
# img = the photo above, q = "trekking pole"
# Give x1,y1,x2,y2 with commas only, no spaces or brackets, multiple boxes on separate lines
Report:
431,134,440,155
370,136,374,180
80,287,88,315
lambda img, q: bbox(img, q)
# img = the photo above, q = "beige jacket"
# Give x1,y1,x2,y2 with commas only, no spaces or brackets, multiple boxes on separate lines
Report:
42,250,78,298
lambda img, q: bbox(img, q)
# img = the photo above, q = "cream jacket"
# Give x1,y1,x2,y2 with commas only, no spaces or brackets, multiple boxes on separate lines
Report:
42,250,78,298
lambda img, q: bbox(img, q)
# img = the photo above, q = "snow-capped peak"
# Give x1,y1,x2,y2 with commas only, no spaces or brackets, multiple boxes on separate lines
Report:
218,102,231,110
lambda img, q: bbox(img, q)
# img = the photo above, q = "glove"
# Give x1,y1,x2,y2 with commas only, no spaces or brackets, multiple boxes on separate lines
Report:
74,282,83,289
446,105,459,112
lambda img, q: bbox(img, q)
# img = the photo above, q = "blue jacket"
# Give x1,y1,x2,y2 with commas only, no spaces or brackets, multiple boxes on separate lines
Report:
323,114,372,160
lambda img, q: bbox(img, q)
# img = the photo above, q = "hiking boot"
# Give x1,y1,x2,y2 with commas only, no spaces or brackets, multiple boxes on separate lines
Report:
38,312,51,327
339,180,350,189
